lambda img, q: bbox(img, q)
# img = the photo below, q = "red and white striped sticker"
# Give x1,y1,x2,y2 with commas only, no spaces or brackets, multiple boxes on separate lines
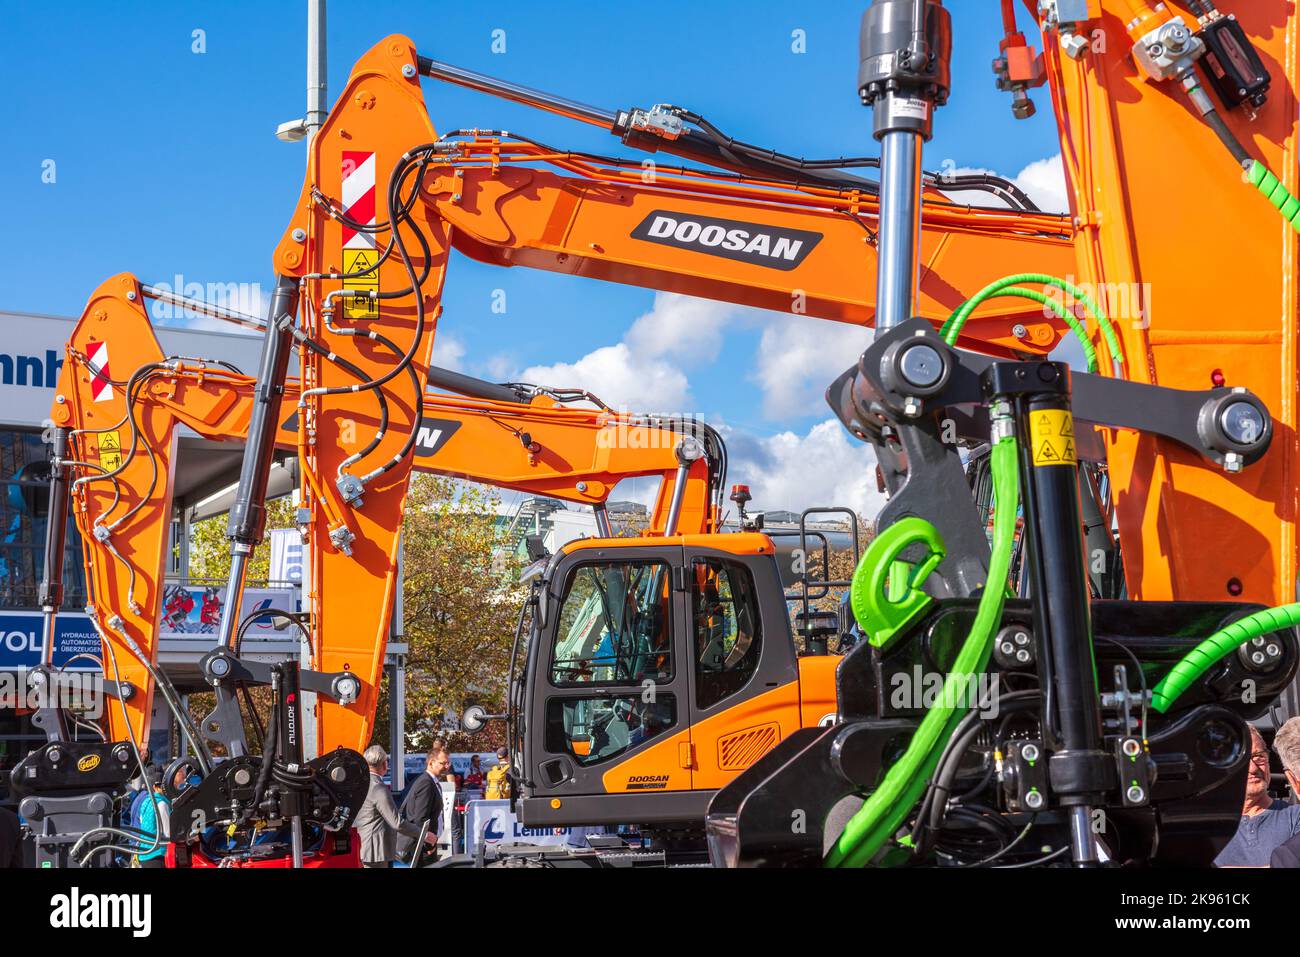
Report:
341,151,376,250
84,340,114,403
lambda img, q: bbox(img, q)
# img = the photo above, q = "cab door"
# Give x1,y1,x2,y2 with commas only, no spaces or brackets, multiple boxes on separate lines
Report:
682,545,801,790
521,543,696,823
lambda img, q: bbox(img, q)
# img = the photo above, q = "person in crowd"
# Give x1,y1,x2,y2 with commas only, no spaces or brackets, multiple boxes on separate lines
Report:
355,745,435,868
0,806,23,869
1270,718,1300,866
135,767,171,869
124,768,153,841
1215,722,1300,866
485,746,511,800
462,754,485,792
396,746,452,863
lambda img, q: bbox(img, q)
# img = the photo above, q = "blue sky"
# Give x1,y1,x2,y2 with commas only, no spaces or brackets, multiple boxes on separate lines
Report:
1,1,1065,514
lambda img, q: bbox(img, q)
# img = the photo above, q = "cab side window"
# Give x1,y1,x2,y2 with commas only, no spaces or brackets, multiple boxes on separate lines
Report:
544,696,677,767
550,561,673,685
692,558,763,709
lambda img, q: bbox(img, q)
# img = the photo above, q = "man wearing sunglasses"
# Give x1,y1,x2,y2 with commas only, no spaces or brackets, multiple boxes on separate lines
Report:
1215,722,1300,866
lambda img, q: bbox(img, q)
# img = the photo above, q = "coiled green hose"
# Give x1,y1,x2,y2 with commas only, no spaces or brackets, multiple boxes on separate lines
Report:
1151,602,1300,713
939,273,1123,373
826,430,1020,868
944,286,1097,372
1247,161,1300,234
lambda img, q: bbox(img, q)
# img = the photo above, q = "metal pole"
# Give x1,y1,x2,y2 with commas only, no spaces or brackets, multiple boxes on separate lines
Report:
859,0,951,335
390,534,406,793
664,437,705,536
663,467,690,537
38,429,70,670
874,123,924,332
593,504,612,538
207,277,299,758
1008,366,1105,867
140,285,265,332
305,0,327,140
417,56,616,129
32,427,71,742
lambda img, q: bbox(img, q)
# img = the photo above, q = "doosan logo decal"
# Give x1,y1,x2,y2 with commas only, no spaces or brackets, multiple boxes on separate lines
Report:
626,774,670,791
413,418,462,458
630,211,822,271
280,411,460,459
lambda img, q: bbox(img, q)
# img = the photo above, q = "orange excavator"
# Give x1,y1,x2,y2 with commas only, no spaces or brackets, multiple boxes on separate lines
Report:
12,36,1078,865
27,0,1289,870
706,0,1300,868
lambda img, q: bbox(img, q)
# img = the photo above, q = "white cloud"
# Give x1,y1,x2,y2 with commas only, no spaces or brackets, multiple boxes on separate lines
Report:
517,292,761,412
624,292,742,363
430,333,466,372
521,342,692,411
1011,154,1069,214
751,315,872,419
725,418,886,519
939,153,1069,214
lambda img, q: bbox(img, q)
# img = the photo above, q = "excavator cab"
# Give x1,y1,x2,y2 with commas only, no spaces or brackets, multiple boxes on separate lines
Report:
511,533,825,835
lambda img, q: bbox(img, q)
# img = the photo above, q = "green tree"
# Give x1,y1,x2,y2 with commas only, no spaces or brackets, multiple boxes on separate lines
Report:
374,476,523,753
187,497,299,584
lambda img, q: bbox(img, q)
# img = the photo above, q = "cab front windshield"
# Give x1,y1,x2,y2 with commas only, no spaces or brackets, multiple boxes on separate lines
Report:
551,560,672,685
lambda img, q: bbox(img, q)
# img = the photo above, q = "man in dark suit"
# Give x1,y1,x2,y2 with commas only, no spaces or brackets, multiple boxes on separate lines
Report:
396,745,452,863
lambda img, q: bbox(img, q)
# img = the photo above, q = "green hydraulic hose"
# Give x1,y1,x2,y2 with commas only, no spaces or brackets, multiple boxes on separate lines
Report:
1246,161,1300,235
939,273,1124,373
943,286,1097,372
1151,602,1300,713
826,429,1021,868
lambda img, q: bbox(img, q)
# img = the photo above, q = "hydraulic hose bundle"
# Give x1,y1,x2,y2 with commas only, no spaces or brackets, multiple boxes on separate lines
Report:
828,425,1020,868
939,273,1124,375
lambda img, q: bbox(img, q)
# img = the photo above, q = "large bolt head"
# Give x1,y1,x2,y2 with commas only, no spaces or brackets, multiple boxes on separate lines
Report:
1061,33,1089,60
898,343,945,390
1220,401,1265,446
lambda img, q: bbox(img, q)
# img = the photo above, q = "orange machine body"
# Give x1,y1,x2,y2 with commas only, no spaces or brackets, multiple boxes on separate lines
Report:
1041,1,1299,604
52,25,1180,757
251,35,1081,755
49,274,720,747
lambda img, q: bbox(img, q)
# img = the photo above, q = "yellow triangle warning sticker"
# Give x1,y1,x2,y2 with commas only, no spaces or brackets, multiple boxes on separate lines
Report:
343,247,380,319
1029,409,1077,467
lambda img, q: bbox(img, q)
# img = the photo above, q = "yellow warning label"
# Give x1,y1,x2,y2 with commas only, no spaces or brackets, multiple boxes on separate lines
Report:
99,430,123,472
1030,409,1076,467
342,248,380,320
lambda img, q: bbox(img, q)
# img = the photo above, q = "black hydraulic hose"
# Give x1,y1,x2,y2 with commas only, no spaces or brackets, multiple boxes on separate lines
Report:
672,109,1040,211
912,691,1040,858
292,327,391,461
246,698,280,823
1204,109,1252,166
308,148,436,408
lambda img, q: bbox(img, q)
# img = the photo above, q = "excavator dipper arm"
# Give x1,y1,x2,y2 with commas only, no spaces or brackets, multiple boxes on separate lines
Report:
47,273,718,750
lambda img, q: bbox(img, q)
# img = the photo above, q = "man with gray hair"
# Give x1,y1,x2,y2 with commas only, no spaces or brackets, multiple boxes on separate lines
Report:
1270,718,1300,866
1215,722,1300,866
354,745,435,868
